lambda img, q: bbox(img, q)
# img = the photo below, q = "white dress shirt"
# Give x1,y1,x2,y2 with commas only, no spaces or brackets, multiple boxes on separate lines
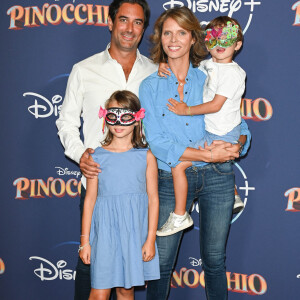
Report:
56,44,157,187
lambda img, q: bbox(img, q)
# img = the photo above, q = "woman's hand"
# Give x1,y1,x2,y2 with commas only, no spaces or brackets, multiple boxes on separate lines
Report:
225,142,241,154
79,244,91,265
207,141,239,162
142,240,155,262
158,62,171,78
167,98,189,115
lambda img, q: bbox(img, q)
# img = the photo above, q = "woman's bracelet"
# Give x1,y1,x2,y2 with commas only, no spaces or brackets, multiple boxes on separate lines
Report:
237,140,244,154
188,106,193,116
210,149,213,163
80,234,88,237
78,242,90,253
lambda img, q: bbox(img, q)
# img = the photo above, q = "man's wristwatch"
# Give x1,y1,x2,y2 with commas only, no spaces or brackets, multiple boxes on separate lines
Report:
237,141,244,154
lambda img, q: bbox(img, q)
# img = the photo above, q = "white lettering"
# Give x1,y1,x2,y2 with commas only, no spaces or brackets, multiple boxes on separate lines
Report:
29,256,76,281
163,0,185,10
162,0,260,32
55,167,81,178
189,257,202,266
163,0,243,13
244,0,261,12
23,92,62,119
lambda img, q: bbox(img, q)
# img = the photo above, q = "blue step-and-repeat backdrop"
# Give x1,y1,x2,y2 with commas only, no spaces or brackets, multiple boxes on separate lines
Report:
1,0,300,299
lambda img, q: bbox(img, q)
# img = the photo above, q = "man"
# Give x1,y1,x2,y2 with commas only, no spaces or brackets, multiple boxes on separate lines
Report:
56,1,155,299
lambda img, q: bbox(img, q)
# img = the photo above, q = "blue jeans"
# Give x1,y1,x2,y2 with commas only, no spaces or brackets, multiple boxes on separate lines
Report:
147,163,235,300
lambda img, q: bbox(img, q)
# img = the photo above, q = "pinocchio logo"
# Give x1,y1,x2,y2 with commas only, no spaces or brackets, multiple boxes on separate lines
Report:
7,2,109,30
241,98,273,122
292,1,300,26
0,258,5,275
13,177,81,200
284,187,300,212
171,268,267,295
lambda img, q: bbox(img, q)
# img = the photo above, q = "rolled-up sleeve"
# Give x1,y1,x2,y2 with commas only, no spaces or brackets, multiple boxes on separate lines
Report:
240,118,251,156
139,80,187,167
56,65,86,164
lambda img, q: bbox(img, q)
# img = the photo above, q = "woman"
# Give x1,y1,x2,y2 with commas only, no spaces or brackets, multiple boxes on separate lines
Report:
139,7,251,300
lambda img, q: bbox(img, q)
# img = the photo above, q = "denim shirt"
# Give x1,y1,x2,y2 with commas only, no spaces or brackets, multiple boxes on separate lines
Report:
139,64,251,172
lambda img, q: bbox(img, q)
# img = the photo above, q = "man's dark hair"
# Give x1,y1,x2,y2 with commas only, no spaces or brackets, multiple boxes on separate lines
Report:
109,0,150,29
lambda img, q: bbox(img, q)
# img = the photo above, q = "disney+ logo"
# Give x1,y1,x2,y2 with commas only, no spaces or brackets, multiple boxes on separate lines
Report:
162,0,261,32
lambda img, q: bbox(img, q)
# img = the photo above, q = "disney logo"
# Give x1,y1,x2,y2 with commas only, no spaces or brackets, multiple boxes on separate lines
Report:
189,257,202,266
55,167,81,178
23,92,62,119
29,256,76,281
163,0,243,15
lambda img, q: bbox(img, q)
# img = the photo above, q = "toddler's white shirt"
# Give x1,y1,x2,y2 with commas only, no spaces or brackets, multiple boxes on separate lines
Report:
199,58,246,136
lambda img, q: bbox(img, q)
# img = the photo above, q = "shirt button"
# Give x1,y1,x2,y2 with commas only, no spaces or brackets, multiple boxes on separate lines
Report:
162,114,165,116
186,78,189,81
175,95,178,97
175,82,178,84
185,92,187,94
168,162,171,165
189,140,192,142
186,123,189,126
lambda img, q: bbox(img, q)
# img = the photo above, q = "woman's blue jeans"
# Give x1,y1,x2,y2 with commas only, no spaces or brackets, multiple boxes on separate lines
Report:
147,163,235,300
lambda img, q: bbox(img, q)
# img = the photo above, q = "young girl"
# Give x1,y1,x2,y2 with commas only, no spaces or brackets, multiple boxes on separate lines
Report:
157,16,247,237
79,90,160,299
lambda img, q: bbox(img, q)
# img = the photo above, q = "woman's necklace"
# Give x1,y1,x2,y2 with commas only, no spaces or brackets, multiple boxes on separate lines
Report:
178,80,185,86
177,79,186,102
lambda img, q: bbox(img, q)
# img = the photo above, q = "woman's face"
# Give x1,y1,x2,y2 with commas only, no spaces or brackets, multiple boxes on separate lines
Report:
161,17,195,62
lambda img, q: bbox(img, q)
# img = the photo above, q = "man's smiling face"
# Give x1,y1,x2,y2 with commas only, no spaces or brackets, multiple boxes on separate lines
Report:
108,3,145,53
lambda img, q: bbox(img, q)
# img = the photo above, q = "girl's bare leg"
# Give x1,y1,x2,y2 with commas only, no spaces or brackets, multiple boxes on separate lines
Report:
156,161,194,236
116,287,134,300
172,161,193,215
89,288,111,300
